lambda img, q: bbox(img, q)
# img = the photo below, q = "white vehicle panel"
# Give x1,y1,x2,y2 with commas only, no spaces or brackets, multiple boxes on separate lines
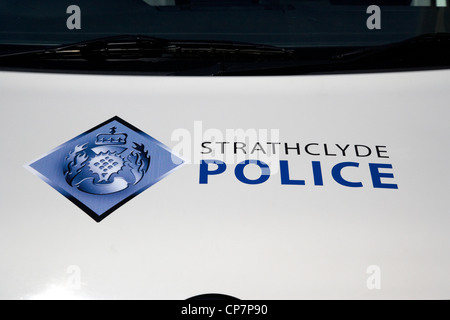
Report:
0,70,449,299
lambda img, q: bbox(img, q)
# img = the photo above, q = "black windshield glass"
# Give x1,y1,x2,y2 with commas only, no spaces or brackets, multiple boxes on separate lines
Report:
0,0,449,47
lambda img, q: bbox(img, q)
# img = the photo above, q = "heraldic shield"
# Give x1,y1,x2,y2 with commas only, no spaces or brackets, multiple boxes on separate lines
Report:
64,127,151,195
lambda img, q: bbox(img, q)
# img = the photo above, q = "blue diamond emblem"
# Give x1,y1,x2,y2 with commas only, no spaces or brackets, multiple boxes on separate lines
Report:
26,116,184,222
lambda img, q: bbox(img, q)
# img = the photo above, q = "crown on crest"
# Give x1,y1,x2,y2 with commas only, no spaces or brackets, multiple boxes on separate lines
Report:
95,127,127,145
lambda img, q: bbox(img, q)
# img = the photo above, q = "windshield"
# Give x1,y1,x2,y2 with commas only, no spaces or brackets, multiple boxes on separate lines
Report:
0,0,449,48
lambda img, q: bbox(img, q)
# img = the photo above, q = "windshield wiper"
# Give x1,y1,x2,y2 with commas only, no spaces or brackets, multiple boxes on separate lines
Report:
332,32,450,61
217,32,450,75
0,33,449,75
0,35,294,75
0,35,293,61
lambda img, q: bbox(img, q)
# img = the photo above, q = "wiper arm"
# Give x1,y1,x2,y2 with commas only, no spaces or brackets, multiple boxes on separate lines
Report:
0,35,293,62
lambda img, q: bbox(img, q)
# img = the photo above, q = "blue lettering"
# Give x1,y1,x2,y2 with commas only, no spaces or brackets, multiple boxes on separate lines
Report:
235,160,271,185
312,161,323,186
199,160,226,184
280,160,305,185
369,163,398,189
331,162,363,188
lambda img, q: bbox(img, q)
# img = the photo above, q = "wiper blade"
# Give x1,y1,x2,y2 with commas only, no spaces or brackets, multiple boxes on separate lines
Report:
1,33,448,75
332,32,450,61
219,33,450,75
0,35,293,62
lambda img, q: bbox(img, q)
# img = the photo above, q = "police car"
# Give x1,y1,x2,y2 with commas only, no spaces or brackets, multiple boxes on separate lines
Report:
0,0,449,301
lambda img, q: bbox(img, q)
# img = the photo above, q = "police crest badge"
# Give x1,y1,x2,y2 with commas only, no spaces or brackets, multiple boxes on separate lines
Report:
27,116,184,222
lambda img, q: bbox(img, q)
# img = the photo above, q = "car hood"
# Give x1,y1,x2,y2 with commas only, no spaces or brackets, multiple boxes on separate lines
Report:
0,70,449,299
